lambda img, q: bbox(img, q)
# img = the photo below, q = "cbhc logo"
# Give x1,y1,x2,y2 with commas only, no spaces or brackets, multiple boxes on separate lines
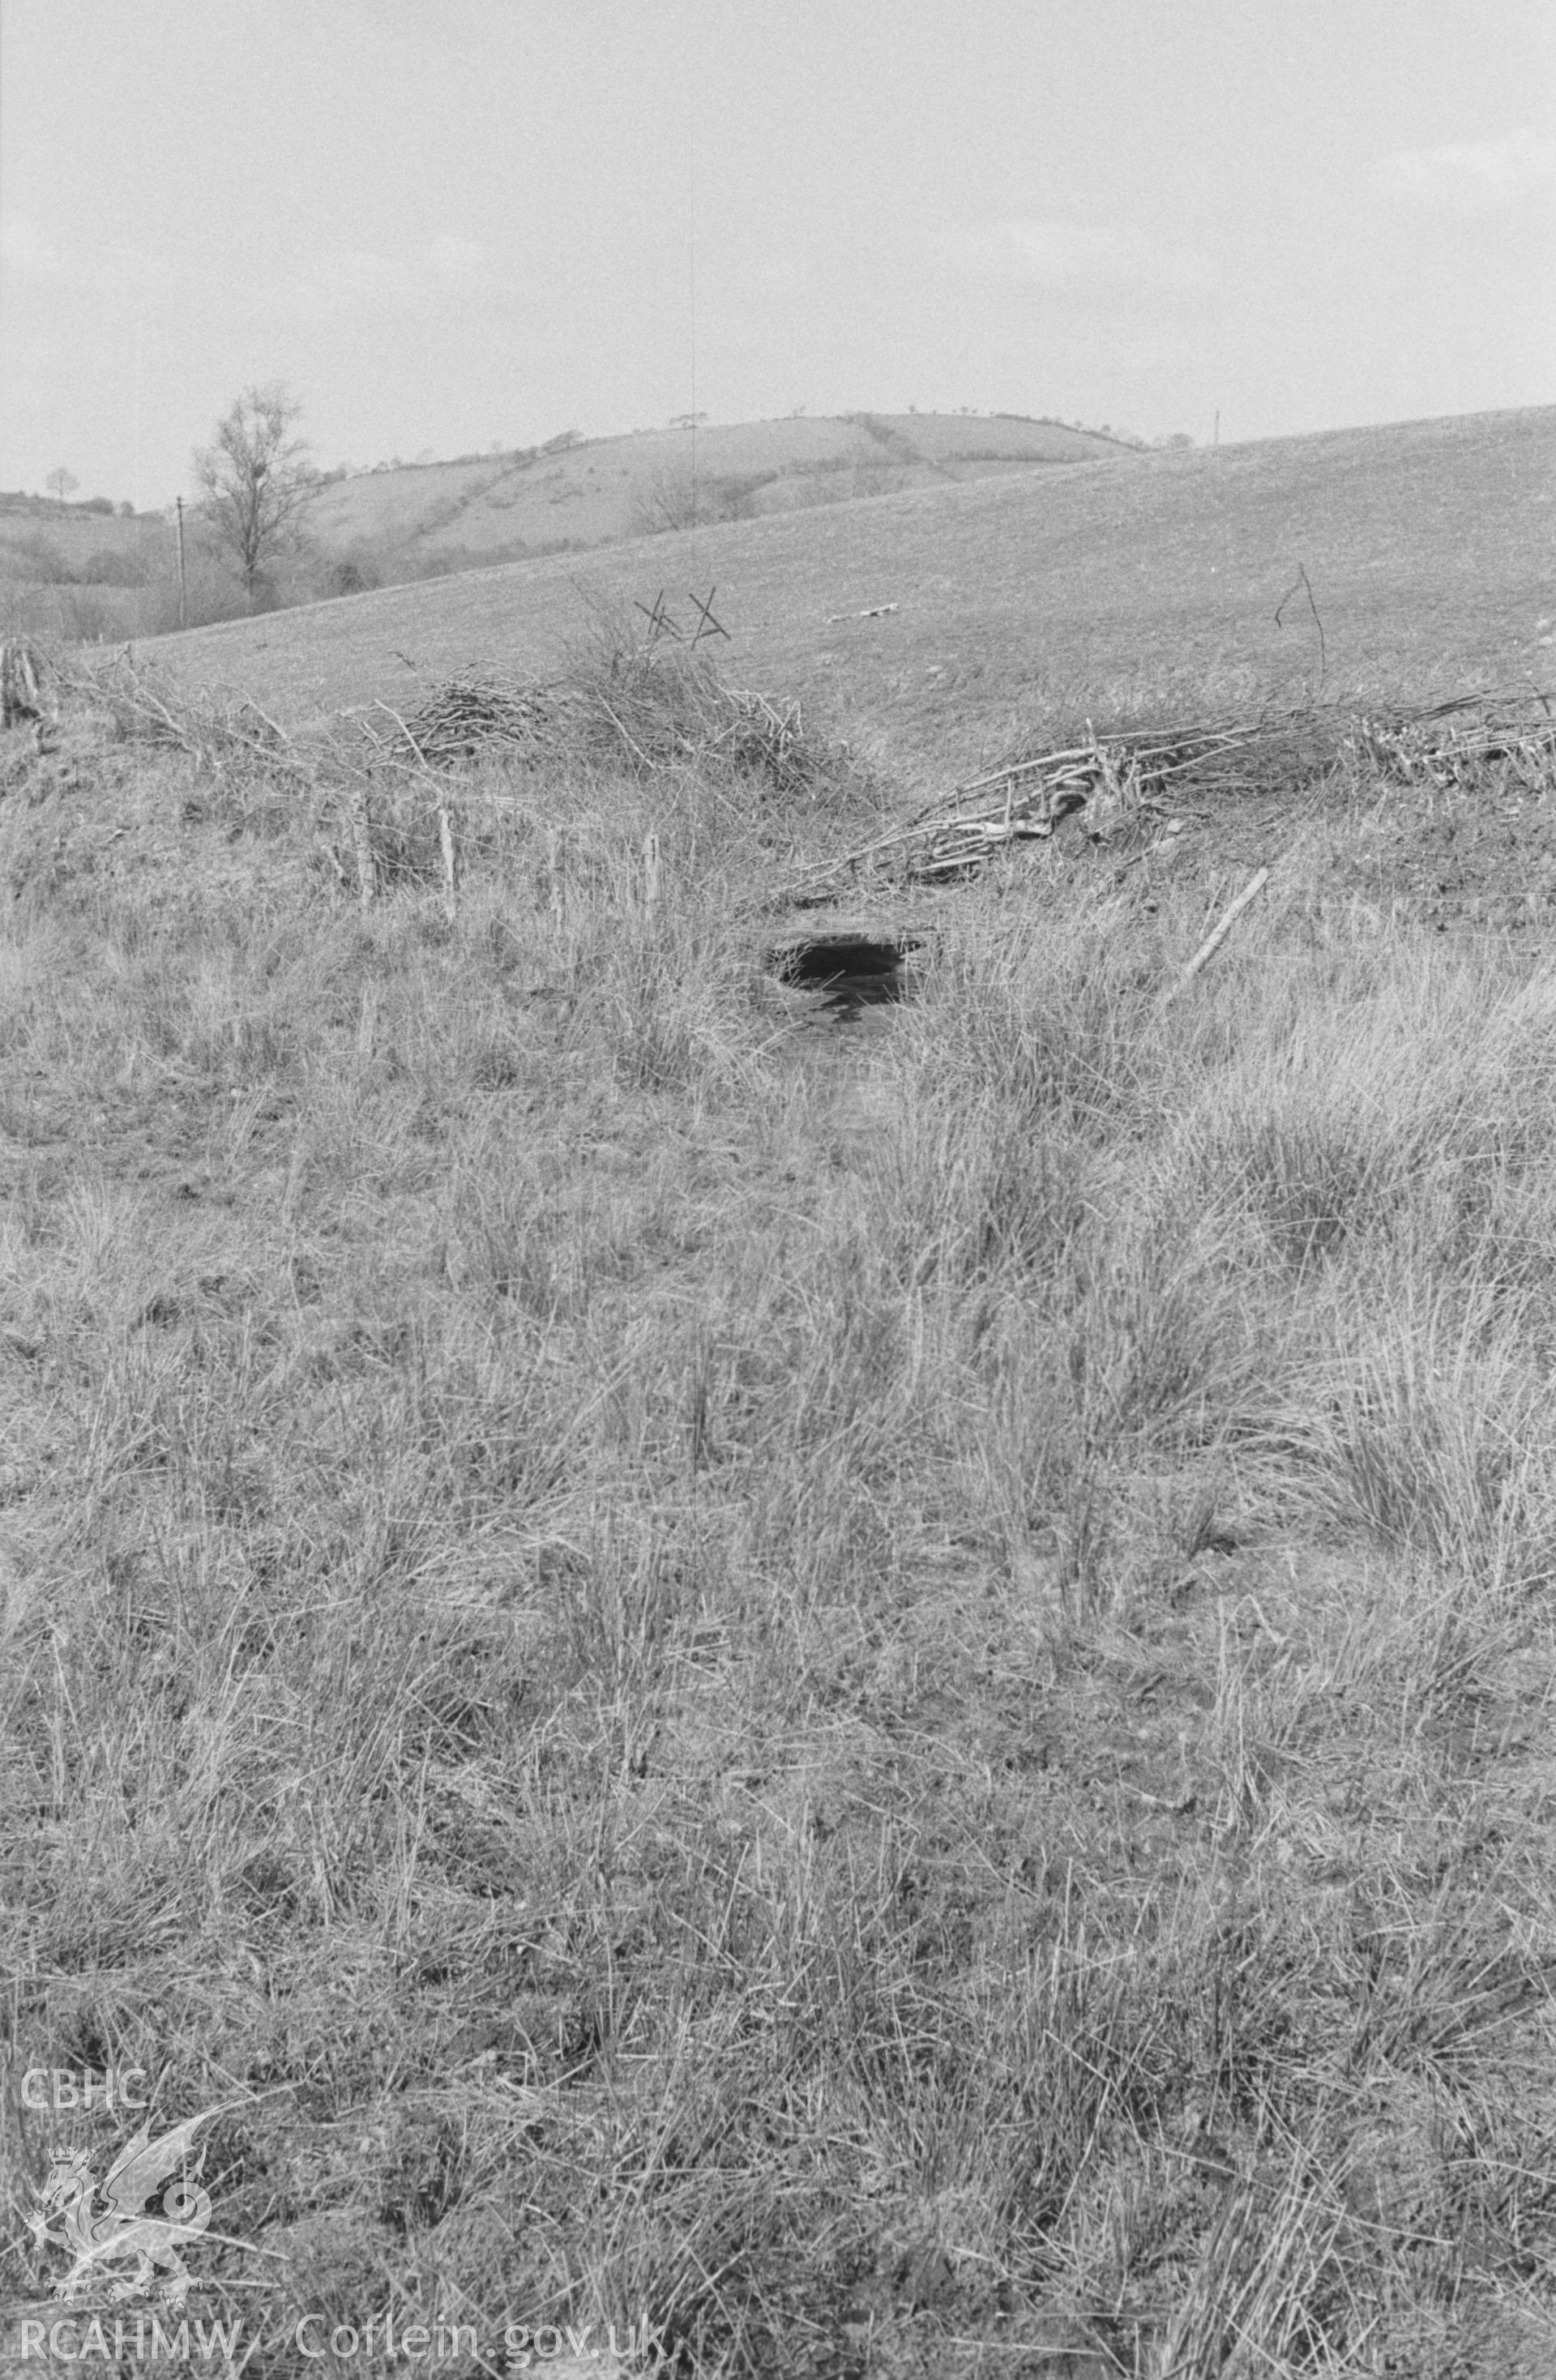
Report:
15,2068,151,2112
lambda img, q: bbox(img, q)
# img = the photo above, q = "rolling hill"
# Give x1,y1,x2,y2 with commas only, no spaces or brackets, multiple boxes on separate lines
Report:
0,494,170,640
0,411,1136,643
154,404,1556,792
307,409,1138,579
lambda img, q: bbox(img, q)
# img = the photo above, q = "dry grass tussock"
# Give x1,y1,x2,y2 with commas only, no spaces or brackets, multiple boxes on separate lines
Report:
3,668,1556,2378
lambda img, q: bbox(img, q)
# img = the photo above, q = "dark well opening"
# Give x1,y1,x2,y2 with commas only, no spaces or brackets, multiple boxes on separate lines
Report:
771,934,921,1015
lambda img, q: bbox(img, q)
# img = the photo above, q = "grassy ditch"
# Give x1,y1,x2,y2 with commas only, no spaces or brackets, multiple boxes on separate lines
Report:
2,672,1556,2377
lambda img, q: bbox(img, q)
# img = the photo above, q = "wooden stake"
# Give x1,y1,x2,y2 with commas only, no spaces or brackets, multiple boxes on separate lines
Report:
350,785,376,908
1165,868,1269,1000
438,805,457,923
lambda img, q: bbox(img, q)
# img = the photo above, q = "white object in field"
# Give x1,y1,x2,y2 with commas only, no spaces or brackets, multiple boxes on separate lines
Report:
1166,868,1271,999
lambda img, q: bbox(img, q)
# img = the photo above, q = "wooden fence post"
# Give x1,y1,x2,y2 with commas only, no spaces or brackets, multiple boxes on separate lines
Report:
350,786,376,908
438,806,457,924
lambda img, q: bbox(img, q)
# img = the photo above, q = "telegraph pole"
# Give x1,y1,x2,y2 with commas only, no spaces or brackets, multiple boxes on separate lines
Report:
175,497,188,630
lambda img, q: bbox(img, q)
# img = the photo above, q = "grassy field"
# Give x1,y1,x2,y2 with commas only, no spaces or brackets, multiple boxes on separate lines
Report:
4,414,1556,2376
151,403,1556,799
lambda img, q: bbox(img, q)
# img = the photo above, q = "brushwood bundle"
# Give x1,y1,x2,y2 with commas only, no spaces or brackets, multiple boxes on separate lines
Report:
370,677,586,766
784,690,1556,901
374,651,840,797
69,649,314,783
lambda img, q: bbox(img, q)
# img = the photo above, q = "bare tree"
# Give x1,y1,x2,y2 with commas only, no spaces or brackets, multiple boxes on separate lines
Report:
45,468,79,502
193,384,319,609
632,464,700,536
631,463,756,537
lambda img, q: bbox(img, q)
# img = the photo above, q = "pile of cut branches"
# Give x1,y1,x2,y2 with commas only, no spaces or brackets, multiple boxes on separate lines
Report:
1342,694,1556,790
374,652,843,798
69,650,317,785
782,690,1556,902
712,686,820,796
366,677,584,767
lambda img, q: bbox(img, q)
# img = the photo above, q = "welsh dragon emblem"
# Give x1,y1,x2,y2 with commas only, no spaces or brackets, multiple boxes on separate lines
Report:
26,2106,226,2307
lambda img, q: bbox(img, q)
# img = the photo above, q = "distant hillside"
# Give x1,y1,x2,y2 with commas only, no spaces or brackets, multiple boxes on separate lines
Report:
1,412,1143,640
153,404,1556,792
309,411,1139,580
0,493,169,640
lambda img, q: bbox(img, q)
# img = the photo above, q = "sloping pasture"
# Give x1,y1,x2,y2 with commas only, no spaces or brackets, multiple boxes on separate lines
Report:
156,404,1555,791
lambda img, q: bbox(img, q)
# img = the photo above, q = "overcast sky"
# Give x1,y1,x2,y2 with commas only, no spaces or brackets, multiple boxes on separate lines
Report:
2,0,1552,508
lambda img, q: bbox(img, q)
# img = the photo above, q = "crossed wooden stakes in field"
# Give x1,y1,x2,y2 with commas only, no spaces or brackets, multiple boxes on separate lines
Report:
633,588,731,649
